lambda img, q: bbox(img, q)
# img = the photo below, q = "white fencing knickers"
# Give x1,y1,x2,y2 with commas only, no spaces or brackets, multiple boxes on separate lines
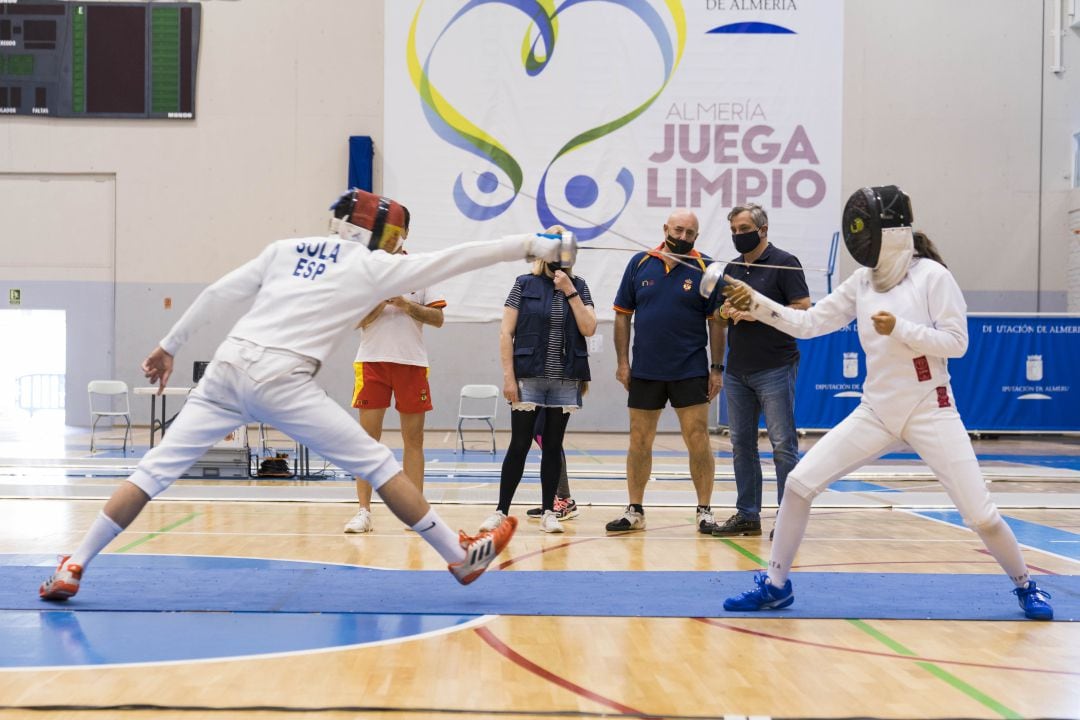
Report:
129,338,402,499
785,388,999,529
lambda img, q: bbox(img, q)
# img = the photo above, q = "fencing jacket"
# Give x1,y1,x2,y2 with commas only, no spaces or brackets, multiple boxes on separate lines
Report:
747,258,968,435
160,234,532,364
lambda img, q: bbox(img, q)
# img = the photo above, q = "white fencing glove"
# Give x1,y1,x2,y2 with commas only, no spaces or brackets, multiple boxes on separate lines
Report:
525,233,562,262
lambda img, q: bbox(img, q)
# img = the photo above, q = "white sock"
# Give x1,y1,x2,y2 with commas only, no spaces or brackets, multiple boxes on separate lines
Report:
767,492,812,587
70,511,124,569
973,516,1030,588
411,510,466,564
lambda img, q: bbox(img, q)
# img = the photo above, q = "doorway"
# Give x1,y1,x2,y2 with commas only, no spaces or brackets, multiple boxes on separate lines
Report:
0,309,67,445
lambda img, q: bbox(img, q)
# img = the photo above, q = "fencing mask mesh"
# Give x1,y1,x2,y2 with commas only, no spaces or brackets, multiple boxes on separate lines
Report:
841,185,914,268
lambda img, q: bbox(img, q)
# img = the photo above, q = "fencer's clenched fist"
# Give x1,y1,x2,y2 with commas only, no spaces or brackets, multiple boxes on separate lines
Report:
871,311,896,335
720,275,755,312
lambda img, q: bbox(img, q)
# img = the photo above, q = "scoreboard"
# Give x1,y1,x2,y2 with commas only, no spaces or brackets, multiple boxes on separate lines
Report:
0,0,200,119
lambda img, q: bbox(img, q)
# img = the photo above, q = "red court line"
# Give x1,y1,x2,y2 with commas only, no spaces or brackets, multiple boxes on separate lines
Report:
474,627,659,718
693,618,1078,677
496,523,690,570
975,548,1060,575
794,560,1002,570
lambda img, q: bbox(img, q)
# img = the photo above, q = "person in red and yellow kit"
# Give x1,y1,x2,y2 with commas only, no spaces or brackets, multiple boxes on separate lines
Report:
344,220,447,534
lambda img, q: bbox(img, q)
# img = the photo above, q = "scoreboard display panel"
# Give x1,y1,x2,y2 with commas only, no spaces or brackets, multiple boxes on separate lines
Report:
0,0,200,119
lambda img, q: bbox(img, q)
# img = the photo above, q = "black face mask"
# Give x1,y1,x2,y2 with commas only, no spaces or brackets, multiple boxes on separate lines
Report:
546,262,562,275
732,229,761,254
665,236,694,255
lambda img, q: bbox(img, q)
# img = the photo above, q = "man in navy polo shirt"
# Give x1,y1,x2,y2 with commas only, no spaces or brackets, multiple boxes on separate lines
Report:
607,208,725,533
708,203,810,538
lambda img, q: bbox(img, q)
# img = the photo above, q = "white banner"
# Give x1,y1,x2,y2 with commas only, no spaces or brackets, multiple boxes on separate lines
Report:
385,0,843,320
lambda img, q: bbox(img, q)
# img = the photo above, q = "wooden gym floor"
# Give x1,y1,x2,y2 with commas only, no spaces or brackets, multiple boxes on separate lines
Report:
0,420,1077,720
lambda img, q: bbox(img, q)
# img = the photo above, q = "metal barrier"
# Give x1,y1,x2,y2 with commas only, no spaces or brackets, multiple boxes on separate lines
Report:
15,373,66,417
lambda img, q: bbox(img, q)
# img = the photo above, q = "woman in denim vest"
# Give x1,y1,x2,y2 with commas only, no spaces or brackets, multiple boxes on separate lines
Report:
479,247,596,533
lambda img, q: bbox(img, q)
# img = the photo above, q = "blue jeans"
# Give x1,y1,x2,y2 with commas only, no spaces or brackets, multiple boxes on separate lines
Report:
725,362,799,520
514,378,583,409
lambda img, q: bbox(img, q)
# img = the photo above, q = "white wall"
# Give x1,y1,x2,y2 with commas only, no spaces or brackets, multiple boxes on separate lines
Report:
1,0,1078,430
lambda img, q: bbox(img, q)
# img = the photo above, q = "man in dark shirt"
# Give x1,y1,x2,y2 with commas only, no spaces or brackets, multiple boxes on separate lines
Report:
607,209,725,534
708,203,810,538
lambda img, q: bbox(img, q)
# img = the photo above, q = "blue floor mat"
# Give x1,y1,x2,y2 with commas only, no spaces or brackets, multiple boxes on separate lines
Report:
4,555,1076,621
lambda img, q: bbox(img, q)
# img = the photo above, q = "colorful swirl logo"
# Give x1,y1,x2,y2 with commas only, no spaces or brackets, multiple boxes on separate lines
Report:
406,0,685,240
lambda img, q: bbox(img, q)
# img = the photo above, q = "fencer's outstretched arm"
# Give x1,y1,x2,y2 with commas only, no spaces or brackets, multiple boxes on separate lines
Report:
886,265,968,358
363,234,557,301
734,274,859,340
158,245,274,356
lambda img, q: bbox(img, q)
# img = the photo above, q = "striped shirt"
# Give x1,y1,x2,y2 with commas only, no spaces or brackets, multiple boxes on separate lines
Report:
506,277,594,379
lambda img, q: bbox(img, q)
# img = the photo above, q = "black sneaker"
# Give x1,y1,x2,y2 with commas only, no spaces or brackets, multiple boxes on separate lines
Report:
711,513,762,537
526,497,577,520
605,505,645,532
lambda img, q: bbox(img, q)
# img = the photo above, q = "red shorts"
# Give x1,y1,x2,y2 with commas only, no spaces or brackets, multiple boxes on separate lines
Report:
352,362,432,414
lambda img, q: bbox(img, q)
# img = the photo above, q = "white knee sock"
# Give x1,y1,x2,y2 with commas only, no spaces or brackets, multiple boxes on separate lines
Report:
767,492,812,586
973,517,1030,588
411,510,466,564
70,511,124,568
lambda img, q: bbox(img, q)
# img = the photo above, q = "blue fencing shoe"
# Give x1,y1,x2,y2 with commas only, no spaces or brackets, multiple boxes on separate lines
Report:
724,572,794,611
1013,580,1053,621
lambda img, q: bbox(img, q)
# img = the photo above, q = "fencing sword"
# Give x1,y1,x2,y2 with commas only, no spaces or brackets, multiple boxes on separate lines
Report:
477,173,831,296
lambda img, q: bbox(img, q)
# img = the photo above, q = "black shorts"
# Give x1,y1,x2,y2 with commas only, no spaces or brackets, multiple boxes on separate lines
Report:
627,376,709,410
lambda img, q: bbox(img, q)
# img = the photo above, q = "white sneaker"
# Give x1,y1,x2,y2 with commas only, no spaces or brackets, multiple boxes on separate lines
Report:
343,508,373,534
605,505,646,532
479,510,507,532
540,510,564,534
696,506,715,533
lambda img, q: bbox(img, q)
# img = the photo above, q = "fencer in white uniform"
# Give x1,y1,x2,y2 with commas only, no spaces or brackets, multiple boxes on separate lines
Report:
41,189,566,599
721,185,1053,620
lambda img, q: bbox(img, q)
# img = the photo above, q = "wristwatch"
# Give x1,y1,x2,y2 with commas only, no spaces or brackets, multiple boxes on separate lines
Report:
710,363,725,372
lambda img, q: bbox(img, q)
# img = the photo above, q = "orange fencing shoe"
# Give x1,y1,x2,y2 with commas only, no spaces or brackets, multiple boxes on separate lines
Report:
40,555,83,601
448,516,518,585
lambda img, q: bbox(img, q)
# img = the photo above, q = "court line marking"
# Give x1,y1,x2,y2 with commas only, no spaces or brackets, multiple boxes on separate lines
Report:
6,552,498,671
902,509,1080,565
495,523,692,569
113,512,199,553
972,549,1060,575
709,538,1040,719
797,557,1062,575
0,613,494,674
105,530,1077,546
474,626,656,718
693,618,1078,677
848,619,1020,719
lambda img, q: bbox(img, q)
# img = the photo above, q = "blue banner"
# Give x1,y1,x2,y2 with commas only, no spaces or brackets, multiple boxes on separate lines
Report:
723,315,1080,433
950,315,1080,432
790,319,866,430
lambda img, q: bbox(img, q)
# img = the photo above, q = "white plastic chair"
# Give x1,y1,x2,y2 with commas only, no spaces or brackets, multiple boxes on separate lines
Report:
88,380,132,454
456,384,499,455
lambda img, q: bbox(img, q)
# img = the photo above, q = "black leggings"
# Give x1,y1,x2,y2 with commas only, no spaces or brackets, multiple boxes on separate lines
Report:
497,407,570,514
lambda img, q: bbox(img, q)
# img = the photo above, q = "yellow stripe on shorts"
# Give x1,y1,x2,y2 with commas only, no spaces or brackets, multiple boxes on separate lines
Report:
352,362,365,407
